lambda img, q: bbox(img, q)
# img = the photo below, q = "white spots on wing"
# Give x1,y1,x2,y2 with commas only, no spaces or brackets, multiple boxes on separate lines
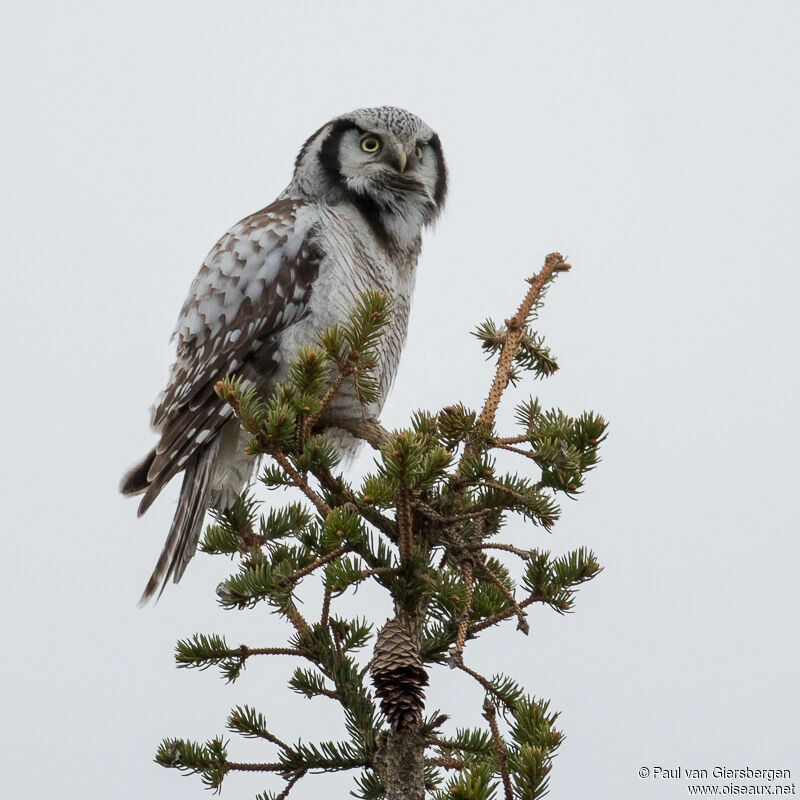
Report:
177,454,189,467
220,405,234,417
222,329,241,349
189,394,206,411
233,237,260,268
195,429,211,444
245,277,266,304
218,250,240,277
182,307,203,338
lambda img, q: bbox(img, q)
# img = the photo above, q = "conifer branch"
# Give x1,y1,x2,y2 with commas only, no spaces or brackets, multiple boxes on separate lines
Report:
312,463,397,540
477,480,543,515
428,732,494,756
227,706,293,752
482,699,513,800
454,662,519,710
304,352,359,436
473,560,529,635
469,590,544,635
282,544,349,585
269,448,332,517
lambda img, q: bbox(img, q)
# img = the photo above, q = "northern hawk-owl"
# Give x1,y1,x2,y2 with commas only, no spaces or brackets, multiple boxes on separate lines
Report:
121,106,448,602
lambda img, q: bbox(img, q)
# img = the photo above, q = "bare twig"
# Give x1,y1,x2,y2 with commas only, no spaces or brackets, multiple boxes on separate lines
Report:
396,440,414,563
274,769,307,800
428,736,491,756
492,442,538,459
357,567,401,584
459,254,570,473
320,585,332,627
426,757,466,770
469,542,531,560
233,645,307,660
225,761,284,773
411,498,492,525
283,599,311,636
477,253,569,431
397,486,413,564
450,559,474,663
317,414,390,449
493,433,532,445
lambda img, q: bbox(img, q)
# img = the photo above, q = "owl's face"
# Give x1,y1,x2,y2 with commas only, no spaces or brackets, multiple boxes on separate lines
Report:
292,107,447,246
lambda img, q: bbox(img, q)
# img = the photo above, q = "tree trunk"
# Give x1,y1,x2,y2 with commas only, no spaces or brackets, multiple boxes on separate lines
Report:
376,728,426,800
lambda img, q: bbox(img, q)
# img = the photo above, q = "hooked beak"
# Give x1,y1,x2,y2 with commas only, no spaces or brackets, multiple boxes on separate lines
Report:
397,149,407,173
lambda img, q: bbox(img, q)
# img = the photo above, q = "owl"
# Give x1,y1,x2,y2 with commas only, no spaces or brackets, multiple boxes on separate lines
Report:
121,106,448,602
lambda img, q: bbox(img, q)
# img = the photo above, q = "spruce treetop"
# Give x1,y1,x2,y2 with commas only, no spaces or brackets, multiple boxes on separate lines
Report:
155,253,607,800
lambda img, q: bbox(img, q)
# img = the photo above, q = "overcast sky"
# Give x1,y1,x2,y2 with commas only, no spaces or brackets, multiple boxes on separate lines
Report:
2,1,798,798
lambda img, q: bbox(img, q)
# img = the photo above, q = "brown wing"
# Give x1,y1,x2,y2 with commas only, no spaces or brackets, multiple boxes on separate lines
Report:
137,197,322,515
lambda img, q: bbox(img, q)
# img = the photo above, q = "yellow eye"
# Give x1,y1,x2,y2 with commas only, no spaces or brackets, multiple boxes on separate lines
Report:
416,145,424,161
361,136,381,153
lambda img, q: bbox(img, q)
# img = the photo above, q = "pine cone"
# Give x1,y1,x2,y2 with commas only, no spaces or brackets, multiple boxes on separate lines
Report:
370,619,428,732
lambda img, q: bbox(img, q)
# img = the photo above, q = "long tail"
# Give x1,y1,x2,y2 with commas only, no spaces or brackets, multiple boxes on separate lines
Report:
136,441,219,605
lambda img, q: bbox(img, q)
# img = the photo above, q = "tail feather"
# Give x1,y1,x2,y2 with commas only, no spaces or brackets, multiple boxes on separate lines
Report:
120,449,157,497
138,441,219,605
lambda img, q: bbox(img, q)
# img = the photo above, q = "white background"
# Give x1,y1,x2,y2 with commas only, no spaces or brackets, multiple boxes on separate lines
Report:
1,1,798,798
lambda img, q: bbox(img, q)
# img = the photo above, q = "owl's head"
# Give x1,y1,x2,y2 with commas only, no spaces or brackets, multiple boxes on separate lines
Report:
291,107,447,247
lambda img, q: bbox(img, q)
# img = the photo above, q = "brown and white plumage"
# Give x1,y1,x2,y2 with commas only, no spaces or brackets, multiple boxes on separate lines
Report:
121,107,447,602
